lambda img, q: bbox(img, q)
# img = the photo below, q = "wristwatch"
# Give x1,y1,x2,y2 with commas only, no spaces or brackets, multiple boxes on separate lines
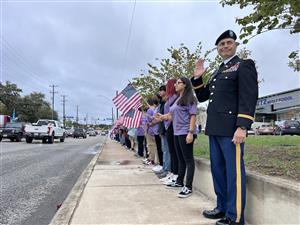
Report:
239,126,247,131
188,129,194,134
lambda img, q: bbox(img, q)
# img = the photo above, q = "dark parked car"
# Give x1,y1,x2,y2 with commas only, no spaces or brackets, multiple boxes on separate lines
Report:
73,128,87,138
275,120,300,135
0,122,26,142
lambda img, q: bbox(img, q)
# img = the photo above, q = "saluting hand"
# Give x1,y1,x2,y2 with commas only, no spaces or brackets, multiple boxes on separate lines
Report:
232,127,247,145
194,59,207,79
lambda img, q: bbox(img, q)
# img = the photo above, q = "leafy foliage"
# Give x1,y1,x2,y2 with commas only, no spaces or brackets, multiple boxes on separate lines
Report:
17,92,58,123
220,0,300,71
288,50,300,72
0,81,22,115
0,81,58,122
132,43,253,98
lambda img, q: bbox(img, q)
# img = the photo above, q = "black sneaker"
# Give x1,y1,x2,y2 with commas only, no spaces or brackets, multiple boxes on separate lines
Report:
165,181,183,189
177,186,192,198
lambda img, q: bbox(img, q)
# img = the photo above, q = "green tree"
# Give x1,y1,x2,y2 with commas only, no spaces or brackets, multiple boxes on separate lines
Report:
18,92,58,122
132,43,254,98
0,101,8,114
0,81,22,115
220,0,300,71
132,42,219,99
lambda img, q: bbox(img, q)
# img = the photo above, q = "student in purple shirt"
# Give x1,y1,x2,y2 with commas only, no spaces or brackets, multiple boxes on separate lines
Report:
159,77,197,198
159,79,179,185
136,108,147,157
145,99,157,165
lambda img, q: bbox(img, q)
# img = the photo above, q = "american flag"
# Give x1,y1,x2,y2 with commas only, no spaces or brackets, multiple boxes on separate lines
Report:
115,116,124,126
113,84,142,114
123,108,143,128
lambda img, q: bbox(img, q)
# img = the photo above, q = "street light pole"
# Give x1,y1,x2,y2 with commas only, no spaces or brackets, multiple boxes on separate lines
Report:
97,94,114,125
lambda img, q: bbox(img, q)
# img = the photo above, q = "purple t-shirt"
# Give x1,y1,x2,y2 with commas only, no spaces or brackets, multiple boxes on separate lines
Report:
152,106,160,135
136,114,146,136
146,107,155,136
164,94,178,130
169,98,197,135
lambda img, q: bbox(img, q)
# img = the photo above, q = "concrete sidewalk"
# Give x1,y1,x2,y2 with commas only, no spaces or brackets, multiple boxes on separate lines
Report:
69,139,215,225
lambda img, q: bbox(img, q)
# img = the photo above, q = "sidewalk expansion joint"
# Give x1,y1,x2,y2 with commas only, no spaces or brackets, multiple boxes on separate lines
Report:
87,183,162,188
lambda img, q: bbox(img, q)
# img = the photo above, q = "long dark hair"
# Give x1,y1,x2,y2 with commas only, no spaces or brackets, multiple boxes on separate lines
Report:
177,77,197,106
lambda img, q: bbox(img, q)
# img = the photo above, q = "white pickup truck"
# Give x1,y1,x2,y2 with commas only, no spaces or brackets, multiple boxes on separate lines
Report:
24,119,65,144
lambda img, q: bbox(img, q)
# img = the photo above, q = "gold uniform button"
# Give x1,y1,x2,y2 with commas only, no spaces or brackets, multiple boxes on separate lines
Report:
225,76,228,79
229,111,232,114
209,99,213,103
210,92,214,95
212,85,215,89
213,78,216,82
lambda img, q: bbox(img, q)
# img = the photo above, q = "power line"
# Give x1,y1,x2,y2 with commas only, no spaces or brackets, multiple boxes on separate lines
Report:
2,60,49,90
3,72,41,92
121,0,137,82
1,37,53,87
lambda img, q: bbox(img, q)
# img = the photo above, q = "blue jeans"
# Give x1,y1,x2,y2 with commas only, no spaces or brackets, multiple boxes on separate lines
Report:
161,135,170,172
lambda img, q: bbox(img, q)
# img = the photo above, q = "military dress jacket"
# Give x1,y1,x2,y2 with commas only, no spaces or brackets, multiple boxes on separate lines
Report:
191,55,258,137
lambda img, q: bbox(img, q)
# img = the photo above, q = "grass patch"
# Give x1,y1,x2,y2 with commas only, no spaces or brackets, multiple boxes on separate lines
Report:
193,134,300,181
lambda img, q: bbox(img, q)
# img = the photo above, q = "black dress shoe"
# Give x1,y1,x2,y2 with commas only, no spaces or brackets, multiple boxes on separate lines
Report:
216,217,244,225
203,208,225,219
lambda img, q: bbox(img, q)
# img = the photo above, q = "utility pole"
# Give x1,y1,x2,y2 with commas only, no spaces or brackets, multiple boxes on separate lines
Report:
85,113,88,126
76,105,79,123
116,90,119,119
49,85,58,120
61,95,67,128
112,107,114,124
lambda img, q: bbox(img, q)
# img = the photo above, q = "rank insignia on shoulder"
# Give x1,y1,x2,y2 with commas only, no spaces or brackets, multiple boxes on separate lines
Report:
222,62,240,73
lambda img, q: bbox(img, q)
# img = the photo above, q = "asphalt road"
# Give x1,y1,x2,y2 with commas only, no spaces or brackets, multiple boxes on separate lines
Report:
0,136,106,225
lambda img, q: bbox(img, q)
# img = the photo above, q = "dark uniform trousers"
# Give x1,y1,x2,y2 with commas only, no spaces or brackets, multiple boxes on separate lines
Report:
191,55,258,223
209,136,246,223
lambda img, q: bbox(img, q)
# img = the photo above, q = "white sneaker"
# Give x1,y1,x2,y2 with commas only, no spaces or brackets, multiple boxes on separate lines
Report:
178,186,193,198
163,174,178,185
152,165,163,172
160,173,173,182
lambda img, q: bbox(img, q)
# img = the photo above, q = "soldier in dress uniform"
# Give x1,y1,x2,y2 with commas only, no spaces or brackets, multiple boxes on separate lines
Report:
191,30,258,225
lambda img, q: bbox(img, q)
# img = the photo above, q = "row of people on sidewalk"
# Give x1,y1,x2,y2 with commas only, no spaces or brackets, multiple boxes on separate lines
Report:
112,77,198,199
112,30,259,225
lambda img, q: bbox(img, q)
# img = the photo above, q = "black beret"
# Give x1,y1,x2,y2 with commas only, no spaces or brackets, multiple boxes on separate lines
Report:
215,30,237,45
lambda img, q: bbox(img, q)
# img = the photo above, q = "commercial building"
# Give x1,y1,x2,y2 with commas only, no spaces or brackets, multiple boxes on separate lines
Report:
197,88,300,129
255,88,300,122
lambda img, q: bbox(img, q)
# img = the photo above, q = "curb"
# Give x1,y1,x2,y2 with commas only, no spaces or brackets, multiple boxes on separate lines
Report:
49,138,107,225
